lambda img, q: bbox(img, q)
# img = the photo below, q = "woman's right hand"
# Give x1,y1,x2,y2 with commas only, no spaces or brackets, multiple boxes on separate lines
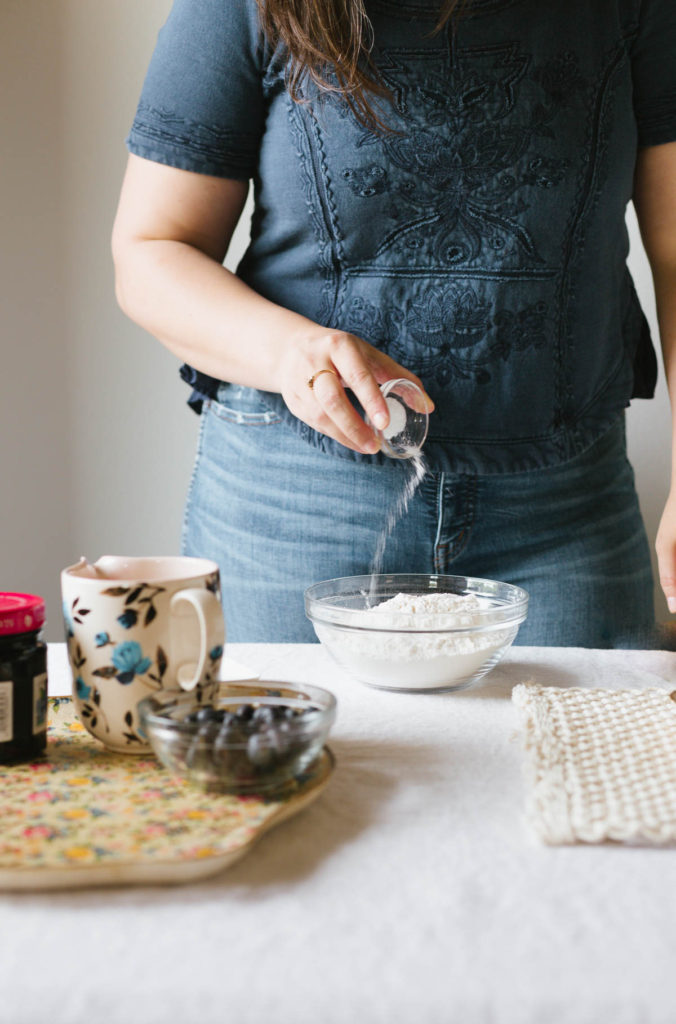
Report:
276,328,435,455
113,156,433,454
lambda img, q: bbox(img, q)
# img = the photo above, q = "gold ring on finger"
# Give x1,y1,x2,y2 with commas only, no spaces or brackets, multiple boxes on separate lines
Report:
307,368,339,391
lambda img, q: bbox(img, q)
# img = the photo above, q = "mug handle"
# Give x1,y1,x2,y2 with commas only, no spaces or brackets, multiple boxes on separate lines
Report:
169,588,225,691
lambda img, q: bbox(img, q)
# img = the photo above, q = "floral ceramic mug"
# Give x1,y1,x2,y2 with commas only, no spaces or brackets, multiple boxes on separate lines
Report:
61,556,225,753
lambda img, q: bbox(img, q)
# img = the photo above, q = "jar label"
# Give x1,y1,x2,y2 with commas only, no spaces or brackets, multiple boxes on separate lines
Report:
33,673,48,734
0,681,13,743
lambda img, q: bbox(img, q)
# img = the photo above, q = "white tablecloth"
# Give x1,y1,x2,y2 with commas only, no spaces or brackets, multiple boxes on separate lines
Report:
2,643,676,1024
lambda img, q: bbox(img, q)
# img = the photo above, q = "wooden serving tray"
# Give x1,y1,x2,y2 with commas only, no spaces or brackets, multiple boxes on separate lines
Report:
0,698,333,890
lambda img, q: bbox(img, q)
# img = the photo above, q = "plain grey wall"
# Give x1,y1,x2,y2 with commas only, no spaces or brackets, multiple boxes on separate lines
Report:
0,1,670,640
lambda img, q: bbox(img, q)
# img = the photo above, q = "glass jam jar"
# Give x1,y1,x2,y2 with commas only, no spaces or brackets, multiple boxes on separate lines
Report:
0,593,48,763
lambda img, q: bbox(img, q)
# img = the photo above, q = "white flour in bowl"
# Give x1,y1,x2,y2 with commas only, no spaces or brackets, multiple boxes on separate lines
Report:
315,591,516,691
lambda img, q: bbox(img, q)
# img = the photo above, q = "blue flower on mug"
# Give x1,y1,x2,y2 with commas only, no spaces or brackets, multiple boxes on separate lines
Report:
111,641,152,685
76,676,91,701
210,645,224,661
95,631,111,647
117,609,138,629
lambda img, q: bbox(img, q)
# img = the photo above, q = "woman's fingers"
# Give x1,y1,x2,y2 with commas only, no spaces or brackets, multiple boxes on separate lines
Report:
309,367,381,453
326,335,392,431
279,329,434,454
321,335,435,441
369,350,435,413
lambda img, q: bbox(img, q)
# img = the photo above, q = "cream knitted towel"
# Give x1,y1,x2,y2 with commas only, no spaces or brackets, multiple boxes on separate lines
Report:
513,684,676,845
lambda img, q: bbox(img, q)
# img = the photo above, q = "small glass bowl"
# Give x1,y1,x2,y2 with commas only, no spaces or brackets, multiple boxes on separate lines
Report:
367,379,429,459
305,574,528,693
139,681,337,794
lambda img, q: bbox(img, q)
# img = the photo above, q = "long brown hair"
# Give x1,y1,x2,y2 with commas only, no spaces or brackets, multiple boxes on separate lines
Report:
257,0,464,131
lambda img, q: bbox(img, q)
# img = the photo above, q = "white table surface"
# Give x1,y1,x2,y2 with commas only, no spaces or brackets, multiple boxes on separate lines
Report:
2,642,676,1024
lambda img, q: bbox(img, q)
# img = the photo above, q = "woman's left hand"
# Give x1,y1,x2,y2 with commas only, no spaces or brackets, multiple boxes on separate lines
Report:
634,141,676,618
656,489,676,614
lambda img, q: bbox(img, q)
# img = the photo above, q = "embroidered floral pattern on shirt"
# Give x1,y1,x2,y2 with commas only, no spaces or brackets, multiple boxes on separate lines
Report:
344,286,548,384
337,41,577,270
319,36,583,384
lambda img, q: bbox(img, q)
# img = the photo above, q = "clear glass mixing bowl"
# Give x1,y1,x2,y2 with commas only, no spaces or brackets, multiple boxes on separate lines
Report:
305,573,528,693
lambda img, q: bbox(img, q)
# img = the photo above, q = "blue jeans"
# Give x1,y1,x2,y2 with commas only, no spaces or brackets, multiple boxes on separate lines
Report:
182,388,655,646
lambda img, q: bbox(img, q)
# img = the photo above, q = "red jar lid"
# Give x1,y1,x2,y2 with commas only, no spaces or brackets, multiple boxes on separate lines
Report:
0,593,46,636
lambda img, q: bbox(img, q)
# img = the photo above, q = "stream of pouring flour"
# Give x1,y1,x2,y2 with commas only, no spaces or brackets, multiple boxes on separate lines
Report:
367,451,428,603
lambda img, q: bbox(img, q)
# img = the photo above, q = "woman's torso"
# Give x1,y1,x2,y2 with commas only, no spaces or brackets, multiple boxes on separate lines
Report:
130,0,668,472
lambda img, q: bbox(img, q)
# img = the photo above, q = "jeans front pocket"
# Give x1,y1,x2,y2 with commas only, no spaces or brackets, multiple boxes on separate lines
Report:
210,384,282,426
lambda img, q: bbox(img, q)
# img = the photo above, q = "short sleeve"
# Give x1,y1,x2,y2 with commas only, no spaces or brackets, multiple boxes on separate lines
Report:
632,0,676,147
126,0,266,180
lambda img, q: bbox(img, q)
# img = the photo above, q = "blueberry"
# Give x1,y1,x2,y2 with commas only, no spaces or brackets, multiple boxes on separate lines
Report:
252,705,277,728
247,731,275,768
219,711,236,731
213,727,229,751
196,706,221,724
272,721,293,756
235,703,255,723
217,720,247,746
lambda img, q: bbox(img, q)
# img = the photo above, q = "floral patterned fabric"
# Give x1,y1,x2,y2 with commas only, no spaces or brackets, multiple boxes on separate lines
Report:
0,699,330,878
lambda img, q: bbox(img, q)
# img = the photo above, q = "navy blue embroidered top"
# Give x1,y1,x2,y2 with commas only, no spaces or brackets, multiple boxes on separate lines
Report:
127,0,676,473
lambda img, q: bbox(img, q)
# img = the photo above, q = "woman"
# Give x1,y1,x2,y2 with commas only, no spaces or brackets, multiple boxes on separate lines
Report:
112,0,676,645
